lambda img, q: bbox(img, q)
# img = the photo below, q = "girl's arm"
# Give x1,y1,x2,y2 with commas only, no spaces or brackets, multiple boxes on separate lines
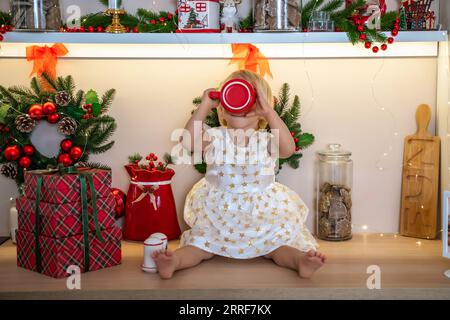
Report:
246,82,296,159
181,88,219,153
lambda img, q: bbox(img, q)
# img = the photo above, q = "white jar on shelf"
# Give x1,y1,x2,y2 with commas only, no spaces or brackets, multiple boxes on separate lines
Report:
253,0,301,31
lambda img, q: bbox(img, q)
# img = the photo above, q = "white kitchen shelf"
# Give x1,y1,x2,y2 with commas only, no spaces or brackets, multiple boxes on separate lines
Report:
3,30,448,44
1,31,447,59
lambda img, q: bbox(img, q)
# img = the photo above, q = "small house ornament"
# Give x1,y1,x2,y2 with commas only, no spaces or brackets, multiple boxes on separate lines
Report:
177,0,221,32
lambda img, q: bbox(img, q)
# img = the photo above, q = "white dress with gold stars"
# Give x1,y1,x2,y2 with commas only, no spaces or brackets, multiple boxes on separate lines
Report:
180,127,318,258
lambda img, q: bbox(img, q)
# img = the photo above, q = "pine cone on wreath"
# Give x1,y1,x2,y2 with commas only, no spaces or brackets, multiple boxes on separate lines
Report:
55,91,70,106
15,114,36,133
1,163,18,179
57,117,78,135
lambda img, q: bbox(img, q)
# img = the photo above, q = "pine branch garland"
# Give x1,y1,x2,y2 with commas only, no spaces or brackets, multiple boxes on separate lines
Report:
40,73,58,92
100,89,116,111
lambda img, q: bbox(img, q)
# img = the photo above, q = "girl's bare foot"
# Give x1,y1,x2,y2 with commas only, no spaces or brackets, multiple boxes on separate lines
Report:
152,250,179,279
298,250,326,279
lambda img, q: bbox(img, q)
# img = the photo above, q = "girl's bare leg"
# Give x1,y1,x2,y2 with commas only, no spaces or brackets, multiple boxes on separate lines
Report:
264,246,326,278
152,245,214,279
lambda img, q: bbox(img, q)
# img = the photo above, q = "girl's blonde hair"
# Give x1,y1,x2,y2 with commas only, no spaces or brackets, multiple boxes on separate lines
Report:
217,70,273,130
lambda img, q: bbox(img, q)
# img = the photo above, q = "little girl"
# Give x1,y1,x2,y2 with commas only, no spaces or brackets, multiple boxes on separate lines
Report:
153,70,326,279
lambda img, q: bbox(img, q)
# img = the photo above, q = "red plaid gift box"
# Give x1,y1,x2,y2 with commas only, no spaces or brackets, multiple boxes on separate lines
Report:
17,195,116,238
23,169,112,204
17,226,122,278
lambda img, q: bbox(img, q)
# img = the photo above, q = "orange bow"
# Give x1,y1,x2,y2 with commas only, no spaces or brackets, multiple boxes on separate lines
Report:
26,43,68,80
229,44,273,78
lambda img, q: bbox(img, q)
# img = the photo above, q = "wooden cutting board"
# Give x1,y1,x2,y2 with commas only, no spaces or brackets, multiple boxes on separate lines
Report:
400,104,440,239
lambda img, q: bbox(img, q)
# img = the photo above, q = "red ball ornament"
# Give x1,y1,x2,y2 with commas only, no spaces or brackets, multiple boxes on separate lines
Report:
88,26,94,32
111,188,126,219
150,20,156,24
364,41,372,49
22,145,35,156
372,46,379,53
357,25,364,32
97,26,103,32
60,139,73,152
133,26,138,33
19,156,31,168
28,104,44,120
79,26,85,32
387,37,395,44
290,131,295,137
69,146,83,160
0,35,4,42
125,26,130,33
392,29,398,36
159,17,165,22
58,153,73,167
42,101,56,115
294,138,299,143
381,44,388,51
359,34,367,41
0,27,5,34
4,146,20,161
47,113,60,124
167,14,173,20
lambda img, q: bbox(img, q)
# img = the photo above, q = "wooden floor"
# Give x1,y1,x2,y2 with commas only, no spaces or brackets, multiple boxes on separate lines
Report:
0,234,449,299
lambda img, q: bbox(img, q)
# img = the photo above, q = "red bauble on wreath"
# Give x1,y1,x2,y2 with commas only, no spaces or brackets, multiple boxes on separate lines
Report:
18,156,31,168
69,146,83,160
42,102,57,115
28,104,44,120
22,145,35,156
47,113,60,124
60,139,73,151
4,146,21,161
58,153,73,167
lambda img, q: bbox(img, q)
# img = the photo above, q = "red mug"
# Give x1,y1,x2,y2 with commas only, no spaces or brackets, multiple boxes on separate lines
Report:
209,78,256,115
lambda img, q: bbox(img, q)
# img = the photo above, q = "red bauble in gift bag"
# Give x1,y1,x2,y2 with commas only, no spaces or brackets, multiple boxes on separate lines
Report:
123,164,181,241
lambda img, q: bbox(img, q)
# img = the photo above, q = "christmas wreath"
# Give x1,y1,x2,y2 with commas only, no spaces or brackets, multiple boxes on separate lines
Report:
192,83,314,174
0,74,117,185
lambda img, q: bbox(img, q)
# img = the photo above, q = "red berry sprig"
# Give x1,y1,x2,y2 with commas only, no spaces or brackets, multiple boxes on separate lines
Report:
290,131,302,152
354,15,400,53
82,104,96,120
0,25,13,42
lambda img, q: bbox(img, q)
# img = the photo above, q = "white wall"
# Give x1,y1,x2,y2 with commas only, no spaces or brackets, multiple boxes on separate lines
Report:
0,0,440,236
0,56,437,236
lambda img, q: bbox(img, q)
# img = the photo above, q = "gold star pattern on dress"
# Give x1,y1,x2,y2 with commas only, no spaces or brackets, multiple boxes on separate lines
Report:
181,127,317,259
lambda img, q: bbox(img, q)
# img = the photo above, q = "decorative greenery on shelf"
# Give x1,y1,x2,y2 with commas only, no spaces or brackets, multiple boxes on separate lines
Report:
302,0,398,45
0,74,117,186
191,83,314,174
0,11,12,26
67,9,178,33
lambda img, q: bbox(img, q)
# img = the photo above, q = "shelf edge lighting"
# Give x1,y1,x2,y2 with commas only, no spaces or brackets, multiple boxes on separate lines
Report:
0,42,439,59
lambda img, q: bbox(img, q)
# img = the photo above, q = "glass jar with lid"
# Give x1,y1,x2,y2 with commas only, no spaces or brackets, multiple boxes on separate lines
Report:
253,0,301,32
316,143,353,241
10,0,62,31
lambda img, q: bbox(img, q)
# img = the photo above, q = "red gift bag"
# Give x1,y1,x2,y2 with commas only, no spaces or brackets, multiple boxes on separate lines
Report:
123,164,181,241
